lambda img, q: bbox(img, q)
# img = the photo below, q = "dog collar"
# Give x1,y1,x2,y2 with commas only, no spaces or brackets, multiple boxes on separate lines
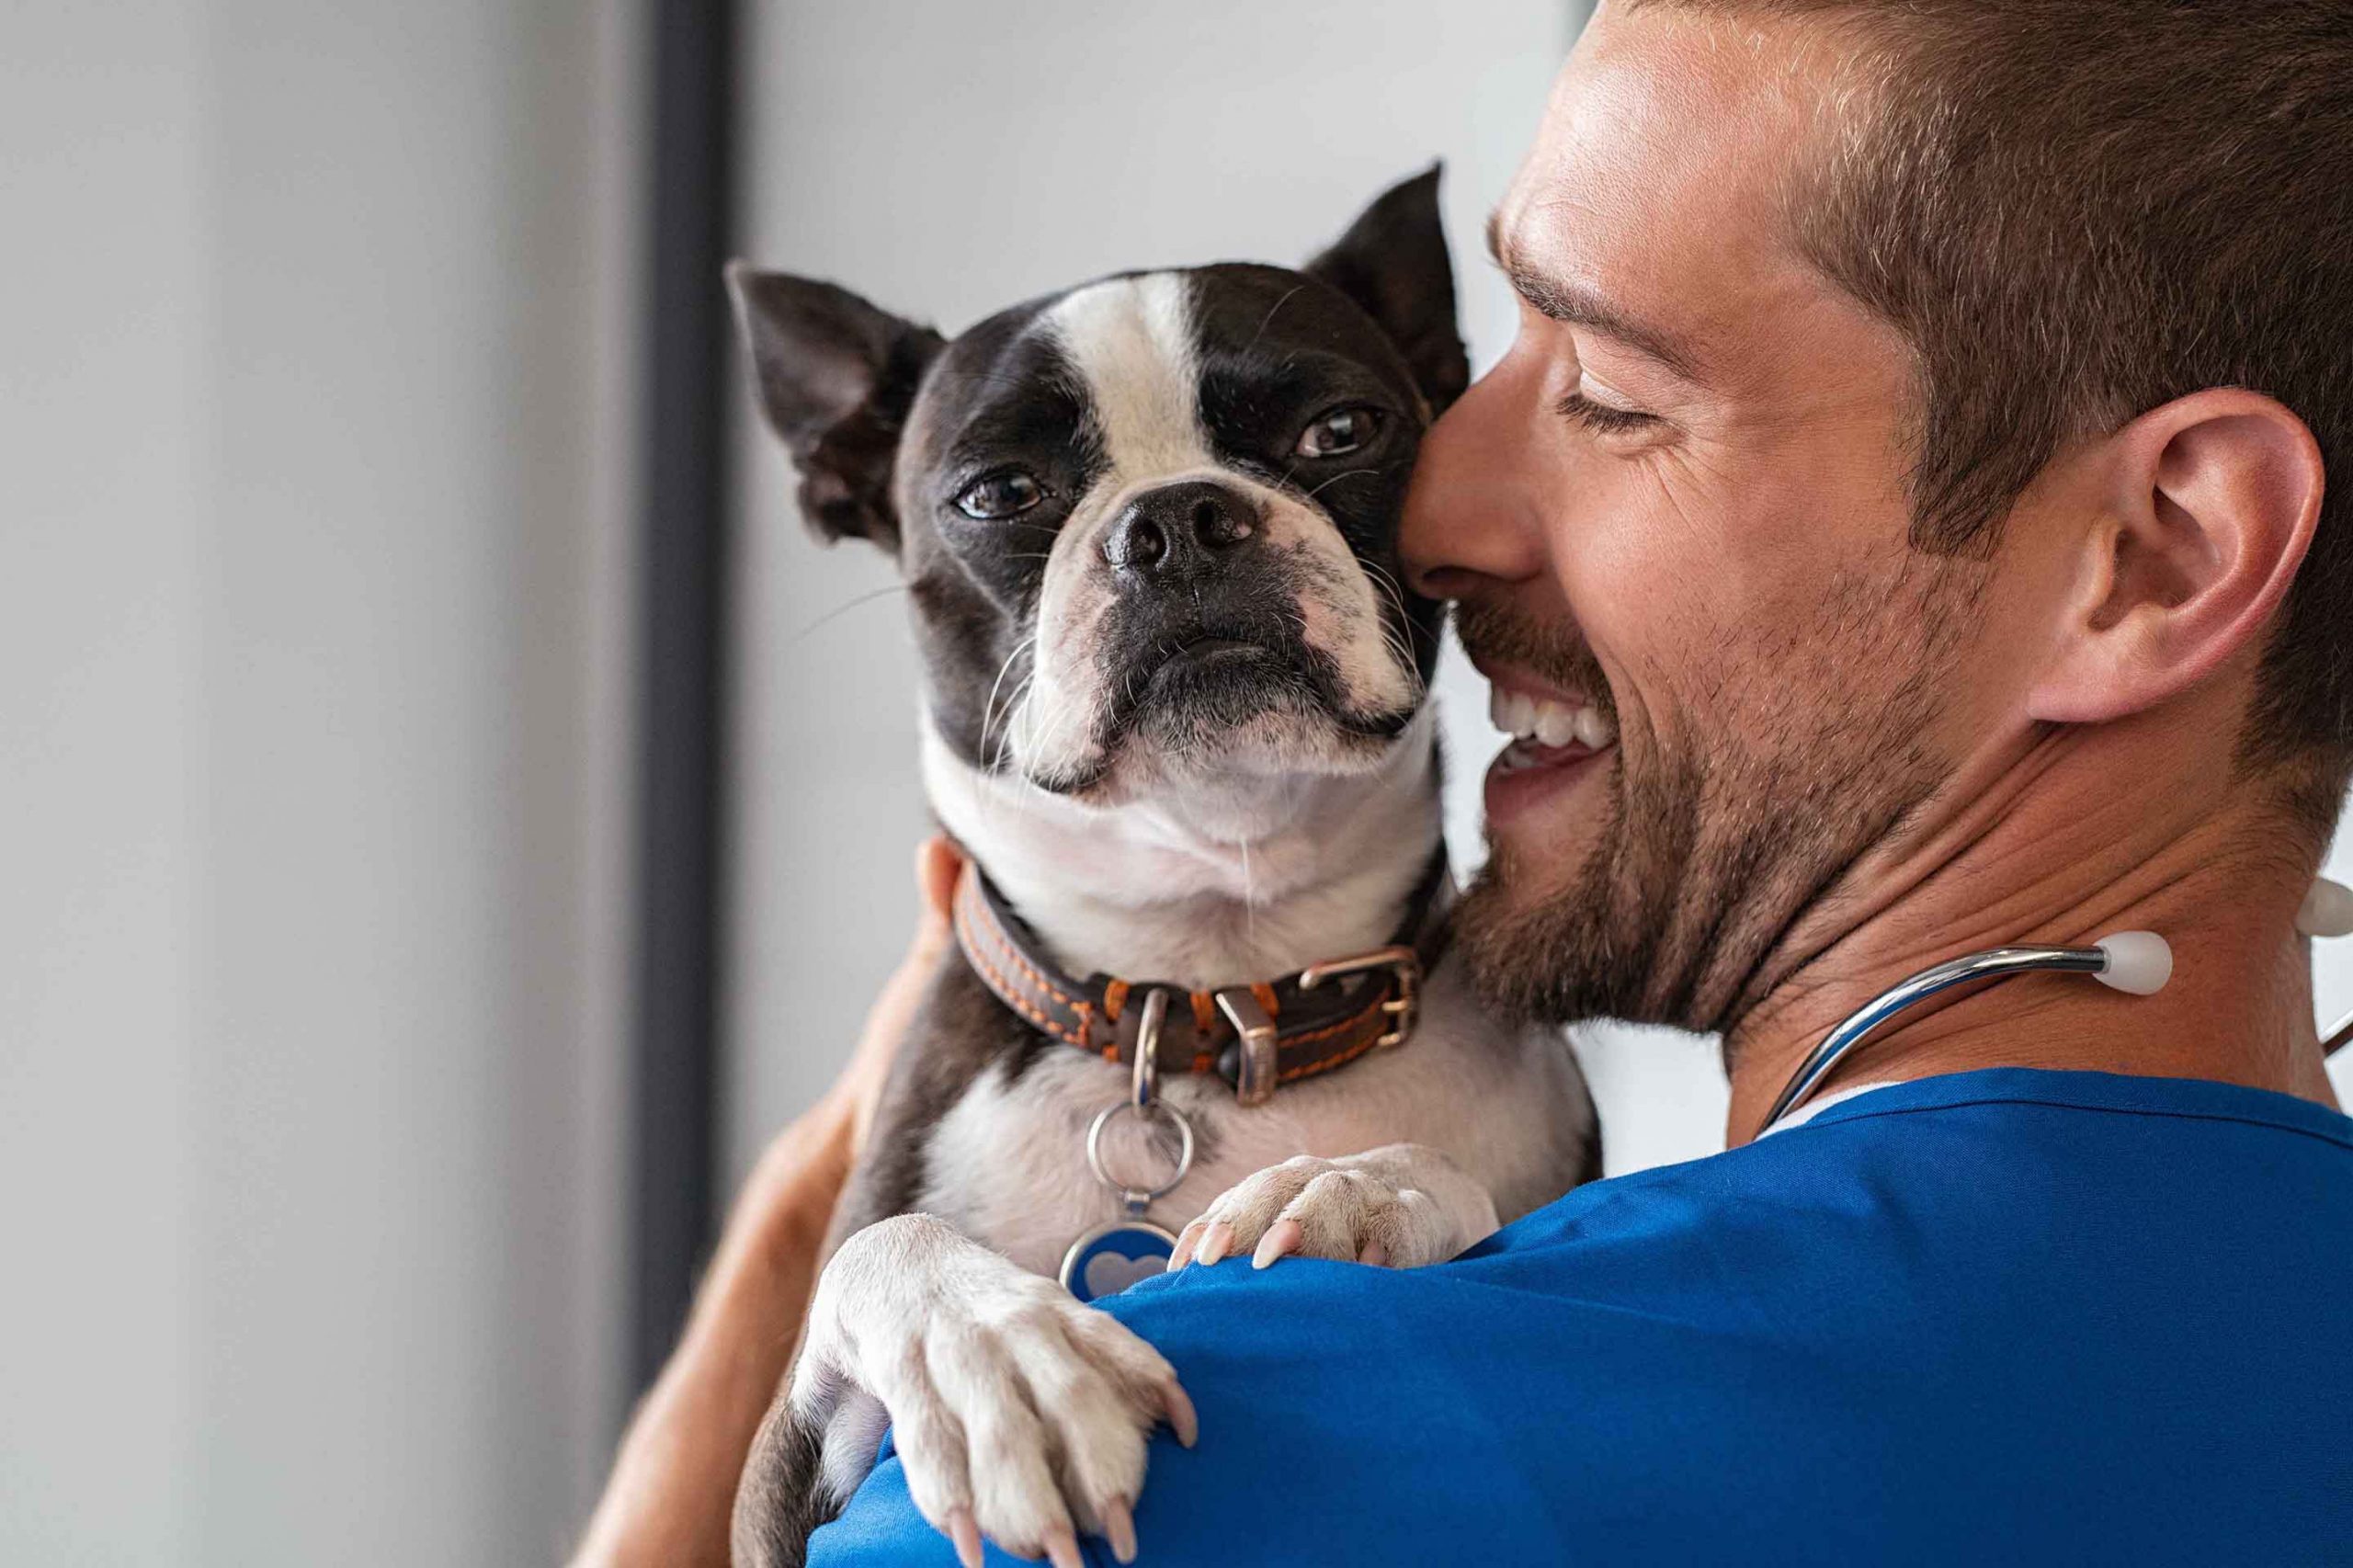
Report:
950,848,1453,1107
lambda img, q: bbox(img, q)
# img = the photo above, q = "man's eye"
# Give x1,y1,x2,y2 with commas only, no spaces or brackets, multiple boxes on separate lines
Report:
1555,391,1659,437
1293,406,1384,459
953,472,1043,520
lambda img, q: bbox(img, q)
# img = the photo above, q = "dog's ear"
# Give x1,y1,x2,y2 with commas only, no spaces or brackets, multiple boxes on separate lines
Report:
1305,165,1470,416
726,264,947,552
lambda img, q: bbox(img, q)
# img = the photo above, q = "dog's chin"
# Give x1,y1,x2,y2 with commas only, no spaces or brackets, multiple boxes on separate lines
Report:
1028,667,1421,805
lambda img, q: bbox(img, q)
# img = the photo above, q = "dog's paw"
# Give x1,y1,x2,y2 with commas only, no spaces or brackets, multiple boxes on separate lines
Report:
1169,1142,1501,1272
791,1213,1197,1568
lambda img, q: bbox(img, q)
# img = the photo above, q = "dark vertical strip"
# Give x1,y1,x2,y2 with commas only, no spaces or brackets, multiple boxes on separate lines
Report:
631,0,735,1397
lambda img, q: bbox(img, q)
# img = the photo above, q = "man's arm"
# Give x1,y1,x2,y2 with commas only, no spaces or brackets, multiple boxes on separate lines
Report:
570,838,964,1568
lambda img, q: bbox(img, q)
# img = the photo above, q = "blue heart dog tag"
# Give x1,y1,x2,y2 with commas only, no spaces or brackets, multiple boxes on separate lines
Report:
1060,1220,1177,1303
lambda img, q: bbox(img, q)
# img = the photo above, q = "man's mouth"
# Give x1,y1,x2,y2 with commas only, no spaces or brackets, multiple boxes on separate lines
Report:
1480,672,1620,825
1490,683,1616,756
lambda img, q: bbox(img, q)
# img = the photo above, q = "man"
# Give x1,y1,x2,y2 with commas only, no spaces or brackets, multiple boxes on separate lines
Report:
587,1,2353,1561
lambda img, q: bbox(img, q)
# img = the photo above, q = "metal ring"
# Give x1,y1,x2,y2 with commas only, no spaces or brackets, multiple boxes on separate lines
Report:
1086,1097,1196,1205
1131,986,1169,1110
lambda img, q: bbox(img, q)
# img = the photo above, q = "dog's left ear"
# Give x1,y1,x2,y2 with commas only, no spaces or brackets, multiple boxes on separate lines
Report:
1306,165,1470,415
726,263,947,552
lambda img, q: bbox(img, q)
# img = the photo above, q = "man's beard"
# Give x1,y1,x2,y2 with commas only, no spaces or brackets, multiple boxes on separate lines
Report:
1450,559,1981,1039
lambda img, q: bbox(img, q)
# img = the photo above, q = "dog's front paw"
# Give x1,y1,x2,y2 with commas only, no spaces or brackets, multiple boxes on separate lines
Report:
1170,1142,1501,1272
790,1214,1196,1568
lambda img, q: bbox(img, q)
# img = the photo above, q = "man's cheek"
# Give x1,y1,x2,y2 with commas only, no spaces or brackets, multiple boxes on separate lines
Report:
1576,540,1737,713
1564,458,1742,599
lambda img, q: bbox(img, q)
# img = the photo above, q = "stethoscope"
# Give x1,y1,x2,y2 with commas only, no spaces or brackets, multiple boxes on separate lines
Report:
1763,875,2353,1132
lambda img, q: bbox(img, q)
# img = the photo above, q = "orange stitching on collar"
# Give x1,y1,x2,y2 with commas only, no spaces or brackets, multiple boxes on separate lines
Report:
1278,1027,1383,1083
960,875,1085,1013
953,894,1085,1047
1279,983,1394,1046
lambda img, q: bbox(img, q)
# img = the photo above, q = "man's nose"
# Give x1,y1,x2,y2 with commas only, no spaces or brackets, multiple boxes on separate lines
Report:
1399,349,1552,599
1103,479,1258,580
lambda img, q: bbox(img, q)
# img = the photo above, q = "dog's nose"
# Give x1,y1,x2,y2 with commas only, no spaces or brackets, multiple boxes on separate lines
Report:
1103,480,1258,577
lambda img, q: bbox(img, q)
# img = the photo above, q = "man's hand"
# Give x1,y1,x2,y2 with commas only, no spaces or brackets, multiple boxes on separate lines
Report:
569,836,964,1568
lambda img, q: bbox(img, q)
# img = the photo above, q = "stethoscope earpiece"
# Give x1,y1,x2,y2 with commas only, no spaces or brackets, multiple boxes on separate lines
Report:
2090,930,2173,995
2298,877,2353,939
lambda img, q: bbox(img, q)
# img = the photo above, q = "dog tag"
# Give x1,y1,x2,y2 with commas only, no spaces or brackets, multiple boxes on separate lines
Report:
1060,1218,1178,1303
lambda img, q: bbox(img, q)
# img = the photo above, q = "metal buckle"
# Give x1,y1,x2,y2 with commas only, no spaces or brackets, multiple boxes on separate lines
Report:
1131,986,1170,1108
1213,988,1279,1107
1296,944,1423,1050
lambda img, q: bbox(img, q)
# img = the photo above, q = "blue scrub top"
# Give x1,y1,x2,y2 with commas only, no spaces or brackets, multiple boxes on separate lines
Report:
810,1069,2353,1565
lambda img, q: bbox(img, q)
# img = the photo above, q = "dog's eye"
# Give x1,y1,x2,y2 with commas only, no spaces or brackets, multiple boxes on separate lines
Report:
1294,406,1382,459
953,471,1043,520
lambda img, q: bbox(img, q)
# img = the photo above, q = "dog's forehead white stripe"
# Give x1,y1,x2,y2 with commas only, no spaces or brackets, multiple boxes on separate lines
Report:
1043,273,1213,481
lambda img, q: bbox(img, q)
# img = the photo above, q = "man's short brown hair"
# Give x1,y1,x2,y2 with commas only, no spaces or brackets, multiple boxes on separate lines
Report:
1640,0,2353,830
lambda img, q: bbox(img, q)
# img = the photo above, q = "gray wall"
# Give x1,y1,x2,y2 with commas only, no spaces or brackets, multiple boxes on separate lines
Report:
3,1,636,1562
725,0,2353,1187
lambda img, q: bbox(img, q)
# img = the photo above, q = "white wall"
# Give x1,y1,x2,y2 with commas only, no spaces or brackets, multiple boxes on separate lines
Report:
726,0,2353,1187
2,1,637,1562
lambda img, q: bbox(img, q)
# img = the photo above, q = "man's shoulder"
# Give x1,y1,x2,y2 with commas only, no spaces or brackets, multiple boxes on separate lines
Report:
811,1136,1865,1567
813,1072,2353,1564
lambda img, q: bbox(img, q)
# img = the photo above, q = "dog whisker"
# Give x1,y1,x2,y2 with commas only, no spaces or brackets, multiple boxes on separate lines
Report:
790,583,909,644
1303,466,1380,501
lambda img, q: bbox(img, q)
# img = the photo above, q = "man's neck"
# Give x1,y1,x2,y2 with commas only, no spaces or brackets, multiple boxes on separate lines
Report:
1724,698,2335,1143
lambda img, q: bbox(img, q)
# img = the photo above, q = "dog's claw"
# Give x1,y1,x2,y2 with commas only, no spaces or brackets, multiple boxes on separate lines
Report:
946,1507,983,1568
1042,1521,1084,1568
1252,1217,1303,1268
1167,1219,1206,1271
1163,1378,1199,1448
1101,1496,1139,1563
1196,1220,1235,1266
1358,1236,1390,1267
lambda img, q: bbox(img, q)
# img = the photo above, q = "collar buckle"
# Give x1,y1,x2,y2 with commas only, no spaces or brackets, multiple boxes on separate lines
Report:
1213,987,1279,1107
1297,944,1425,1051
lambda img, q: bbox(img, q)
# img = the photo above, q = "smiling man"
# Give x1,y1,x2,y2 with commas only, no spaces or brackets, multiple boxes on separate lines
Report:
800,0,2353,1562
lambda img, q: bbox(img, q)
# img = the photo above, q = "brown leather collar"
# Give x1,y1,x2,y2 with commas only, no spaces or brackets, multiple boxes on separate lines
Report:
950,847,1454,1106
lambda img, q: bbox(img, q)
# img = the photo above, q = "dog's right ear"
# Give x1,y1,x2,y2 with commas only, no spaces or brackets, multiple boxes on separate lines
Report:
726,264,947,552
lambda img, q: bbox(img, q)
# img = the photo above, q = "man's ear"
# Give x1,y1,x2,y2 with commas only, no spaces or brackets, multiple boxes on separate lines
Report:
2027,388,2323,725
1305,165,1471,415
725,264,947,552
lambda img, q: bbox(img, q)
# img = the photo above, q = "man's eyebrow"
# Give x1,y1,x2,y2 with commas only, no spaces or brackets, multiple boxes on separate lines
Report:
1484,210,1703,381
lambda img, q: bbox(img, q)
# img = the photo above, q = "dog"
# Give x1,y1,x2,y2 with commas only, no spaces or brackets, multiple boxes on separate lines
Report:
725,169,1601,1568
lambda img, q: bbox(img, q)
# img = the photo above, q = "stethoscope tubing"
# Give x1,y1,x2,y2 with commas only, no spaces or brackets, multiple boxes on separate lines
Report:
1765,880,2353,1135
1768,952,2353,1135
1764,945,2114,1132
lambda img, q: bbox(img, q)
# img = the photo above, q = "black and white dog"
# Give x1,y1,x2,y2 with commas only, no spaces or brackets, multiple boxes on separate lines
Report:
727,171,1599,1568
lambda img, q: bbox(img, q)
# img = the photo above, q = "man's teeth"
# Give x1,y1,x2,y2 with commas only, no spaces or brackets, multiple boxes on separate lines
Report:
1487,686,1618,750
